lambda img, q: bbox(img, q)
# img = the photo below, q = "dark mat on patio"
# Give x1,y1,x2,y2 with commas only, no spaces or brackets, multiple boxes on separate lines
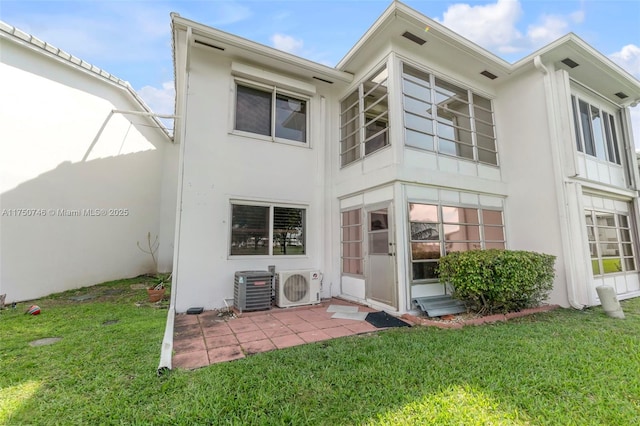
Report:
365,311,411,328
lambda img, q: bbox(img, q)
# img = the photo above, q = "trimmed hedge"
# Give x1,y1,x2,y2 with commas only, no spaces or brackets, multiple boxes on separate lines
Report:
437,249,556,314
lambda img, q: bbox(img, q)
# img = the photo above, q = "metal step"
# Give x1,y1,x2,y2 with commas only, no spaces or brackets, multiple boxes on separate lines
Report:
412,295,466,317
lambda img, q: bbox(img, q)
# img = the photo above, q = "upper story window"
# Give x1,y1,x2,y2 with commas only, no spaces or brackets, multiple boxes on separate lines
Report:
230,202,306,256
571,95,621,165
235,82,308,144
402,63,498,166
340,66,389,167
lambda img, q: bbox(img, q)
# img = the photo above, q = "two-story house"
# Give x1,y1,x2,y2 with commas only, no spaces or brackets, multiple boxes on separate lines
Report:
170,1,640,315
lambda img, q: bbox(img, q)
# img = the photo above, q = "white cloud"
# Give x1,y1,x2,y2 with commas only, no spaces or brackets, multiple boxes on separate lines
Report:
609,44,640,151
527,15,570,46
209,2,252,26
610,44,640,76
138,81,175,132
270,33,304,54
435,0,583,55
435,0,523,53
569,10,585,24
138,81,175,114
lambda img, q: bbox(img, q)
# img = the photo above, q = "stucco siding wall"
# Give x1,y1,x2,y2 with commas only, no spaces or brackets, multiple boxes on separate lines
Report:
0,39,172,302
495,68,569,307
173,48,333,312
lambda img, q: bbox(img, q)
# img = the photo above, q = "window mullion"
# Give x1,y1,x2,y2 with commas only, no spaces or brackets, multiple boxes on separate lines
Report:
616,215,625,271
358,83,365,159
271,87,277,141
594,212,602,274
268,206,274,256
478,207,485,248
431,74,439,153
468,90,479,161
571,96,584,153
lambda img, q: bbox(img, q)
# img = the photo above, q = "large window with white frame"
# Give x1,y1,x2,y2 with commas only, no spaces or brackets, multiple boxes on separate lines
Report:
234,81,308,144
341,208,363,275
571,95,621,165
230,203,306,256
585,209,636,275
409,203,505,281
402,63,498,165
340,66,389,167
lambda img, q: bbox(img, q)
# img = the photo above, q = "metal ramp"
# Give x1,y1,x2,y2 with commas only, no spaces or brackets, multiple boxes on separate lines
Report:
412,295,466,317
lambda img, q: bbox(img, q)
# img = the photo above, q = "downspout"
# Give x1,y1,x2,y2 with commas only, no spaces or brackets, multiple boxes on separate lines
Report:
534,56,584,310
158,25,192,374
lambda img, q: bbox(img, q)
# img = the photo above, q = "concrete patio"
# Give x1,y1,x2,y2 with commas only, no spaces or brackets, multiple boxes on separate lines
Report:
172,298,397,369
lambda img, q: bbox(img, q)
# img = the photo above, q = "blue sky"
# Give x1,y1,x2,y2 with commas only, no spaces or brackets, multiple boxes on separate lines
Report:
2,0,639,147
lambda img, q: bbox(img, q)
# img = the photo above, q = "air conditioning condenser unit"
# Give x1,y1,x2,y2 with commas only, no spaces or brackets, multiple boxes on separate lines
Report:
276,270,321,308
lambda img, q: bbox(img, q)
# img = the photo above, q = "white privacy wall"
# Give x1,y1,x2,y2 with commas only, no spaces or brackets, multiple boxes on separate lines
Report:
0,38,175,302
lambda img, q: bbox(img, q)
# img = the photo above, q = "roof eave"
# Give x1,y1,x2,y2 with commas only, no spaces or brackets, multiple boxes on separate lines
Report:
171,14,353,84
513,33,640,107
336,1,512,74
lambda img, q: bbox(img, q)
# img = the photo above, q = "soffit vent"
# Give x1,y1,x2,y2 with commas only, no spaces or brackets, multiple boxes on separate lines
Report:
560,57,579,68
194,39,225,51
402,31,426,46
614,92,628,100
313,76,334,84
480,70,498,80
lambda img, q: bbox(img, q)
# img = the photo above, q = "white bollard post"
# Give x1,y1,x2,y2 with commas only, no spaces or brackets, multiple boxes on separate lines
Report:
595,286,625,319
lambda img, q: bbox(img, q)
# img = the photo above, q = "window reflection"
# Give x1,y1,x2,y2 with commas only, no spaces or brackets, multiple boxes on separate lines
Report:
585,208,636,275
409,203,505,282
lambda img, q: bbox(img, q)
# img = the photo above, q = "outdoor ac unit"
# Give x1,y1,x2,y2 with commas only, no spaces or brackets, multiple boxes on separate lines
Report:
234,270,273,313
276,270,321,308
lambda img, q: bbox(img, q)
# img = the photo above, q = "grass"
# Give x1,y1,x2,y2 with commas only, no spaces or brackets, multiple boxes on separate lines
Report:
1,278,639,425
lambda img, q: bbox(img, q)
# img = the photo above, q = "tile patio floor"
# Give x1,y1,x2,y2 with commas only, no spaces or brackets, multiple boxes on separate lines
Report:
172,298,385,369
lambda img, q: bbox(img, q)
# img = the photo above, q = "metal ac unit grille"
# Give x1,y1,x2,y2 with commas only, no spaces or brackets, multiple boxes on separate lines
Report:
234,271,273,312
276,270,321,308
282,274,309,303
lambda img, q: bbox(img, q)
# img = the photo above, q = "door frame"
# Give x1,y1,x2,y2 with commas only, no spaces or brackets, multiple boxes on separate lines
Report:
364,201,398,309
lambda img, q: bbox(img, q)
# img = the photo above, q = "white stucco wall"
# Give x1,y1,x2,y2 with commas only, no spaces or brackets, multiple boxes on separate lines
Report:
172,46,341,312
495,67,570,307
0,37,175,302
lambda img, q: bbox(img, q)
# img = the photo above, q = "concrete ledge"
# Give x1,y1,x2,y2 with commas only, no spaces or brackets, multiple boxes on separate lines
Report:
402,304,560,328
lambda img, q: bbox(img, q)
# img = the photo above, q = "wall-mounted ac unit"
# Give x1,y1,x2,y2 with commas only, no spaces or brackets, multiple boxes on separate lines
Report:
276,270,321,308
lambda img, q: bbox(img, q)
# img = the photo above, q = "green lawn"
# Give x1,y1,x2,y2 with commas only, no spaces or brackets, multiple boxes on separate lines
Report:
1,278,639,425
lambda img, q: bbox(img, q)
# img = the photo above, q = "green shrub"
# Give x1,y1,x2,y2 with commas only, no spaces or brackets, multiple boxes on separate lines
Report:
437,249,556,314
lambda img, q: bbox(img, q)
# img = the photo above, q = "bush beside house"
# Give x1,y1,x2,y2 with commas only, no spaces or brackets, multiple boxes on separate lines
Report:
438,250,556,314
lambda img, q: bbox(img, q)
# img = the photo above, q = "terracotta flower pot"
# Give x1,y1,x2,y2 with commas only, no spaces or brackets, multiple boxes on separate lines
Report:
147,288,165,302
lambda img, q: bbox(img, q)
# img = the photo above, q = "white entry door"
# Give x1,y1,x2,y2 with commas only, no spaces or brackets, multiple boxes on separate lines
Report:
366,204,397,308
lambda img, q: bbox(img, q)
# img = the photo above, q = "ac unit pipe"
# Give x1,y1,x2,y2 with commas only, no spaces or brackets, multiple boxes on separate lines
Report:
595,286,625,319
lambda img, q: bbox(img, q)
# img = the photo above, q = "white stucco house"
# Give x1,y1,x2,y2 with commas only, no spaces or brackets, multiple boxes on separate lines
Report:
2,1,639,318
169,1,640,315
0,22,178,302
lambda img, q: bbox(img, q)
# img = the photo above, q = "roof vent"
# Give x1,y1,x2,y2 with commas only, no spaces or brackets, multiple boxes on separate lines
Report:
480,70,498,80
614,92,628,100
313,76,333,84
560,57,579,68
402,31,426,46
194,39,225,51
